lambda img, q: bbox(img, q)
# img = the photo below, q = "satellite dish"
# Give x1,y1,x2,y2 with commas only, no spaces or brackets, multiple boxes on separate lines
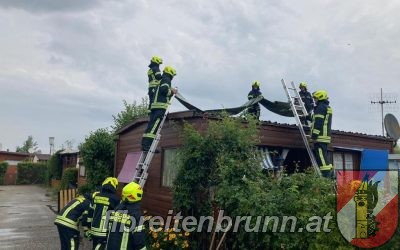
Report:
384,113,400,141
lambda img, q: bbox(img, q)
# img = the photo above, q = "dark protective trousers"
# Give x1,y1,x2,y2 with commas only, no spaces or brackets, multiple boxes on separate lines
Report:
56,225,79,250
147,87,156,113
92,237,107,250
314,142,333,178
141,109,166,151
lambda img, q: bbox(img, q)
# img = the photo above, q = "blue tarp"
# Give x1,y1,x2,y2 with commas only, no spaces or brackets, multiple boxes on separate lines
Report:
360,149,389,171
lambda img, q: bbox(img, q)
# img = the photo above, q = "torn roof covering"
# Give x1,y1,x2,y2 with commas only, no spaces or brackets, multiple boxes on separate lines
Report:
116,110,392,142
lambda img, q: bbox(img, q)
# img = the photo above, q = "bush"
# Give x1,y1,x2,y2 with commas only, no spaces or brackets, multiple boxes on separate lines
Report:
79,128,115,188
172,116,368,249
60,168,78,189
0,162,8,185
173,116,260,248
47,152,63,180
16,162,47,184
77,183,96,195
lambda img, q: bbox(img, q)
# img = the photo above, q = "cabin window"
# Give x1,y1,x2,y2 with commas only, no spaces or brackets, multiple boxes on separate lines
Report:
333,152,354,170
344,153,353,169
333,153,344,170
162,148,179,187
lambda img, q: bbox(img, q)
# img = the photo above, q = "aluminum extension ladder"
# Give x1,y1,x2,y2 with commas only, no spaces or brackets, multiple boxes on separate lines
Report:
281,79,321,176
132,104,172,187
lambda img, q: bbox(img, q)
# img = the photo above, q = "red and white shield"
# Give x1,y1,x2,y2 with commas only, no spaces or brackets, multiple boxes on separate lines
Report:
336,170,398,248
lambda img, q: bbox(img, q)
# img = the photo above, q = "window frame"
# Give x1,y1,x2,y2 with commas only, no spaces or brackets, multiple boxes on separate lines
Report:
161,147,179,188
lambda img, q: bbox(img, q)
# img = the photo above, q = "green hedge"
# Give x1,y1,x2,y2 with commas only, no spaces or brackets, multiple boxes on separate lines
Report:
16,162,47,184
60,168,78,189
47,152,63,180
0,162,8,185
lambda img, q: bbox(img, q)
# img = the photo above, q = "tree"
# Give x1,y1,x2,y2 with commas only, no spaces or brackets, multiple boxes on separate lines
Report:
79,128,115,188
112,98,149,131
16,135,38,153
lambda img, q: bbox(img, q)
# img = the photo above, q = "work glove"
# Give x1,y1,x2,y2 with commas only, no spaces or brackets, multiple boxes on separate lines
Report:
84,230,92,241
171,87,178,95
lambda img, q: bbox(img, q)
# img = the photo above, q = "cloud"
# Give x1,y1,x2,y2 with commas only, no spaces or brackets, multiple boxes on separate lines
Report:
1,0,400,150
0,0,102,13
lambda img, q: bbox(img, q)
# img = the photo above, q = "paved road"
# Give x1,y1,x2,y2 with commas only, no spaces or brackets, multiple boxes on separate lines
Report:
0,185,59,249
0,185,95,250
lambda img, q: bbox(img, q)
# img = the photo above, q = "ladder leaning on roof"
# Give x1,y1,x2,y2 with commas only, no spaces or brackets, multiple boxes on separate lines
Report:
281,79,321,177
132,100,173,187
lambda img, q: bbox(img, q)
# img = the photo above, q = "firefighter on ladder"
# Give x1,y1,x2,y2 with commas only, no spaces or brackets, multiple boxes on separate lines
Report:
310,90,334,178
54,193,93,250
147,56,163,113
89,177,120,250
141,66,178,152
106,182,146,250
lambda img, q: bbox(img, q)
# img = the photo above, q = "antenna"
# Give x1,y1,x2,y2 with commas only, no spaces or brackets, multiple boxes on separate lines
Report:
370,88,397,136
49,137,55,155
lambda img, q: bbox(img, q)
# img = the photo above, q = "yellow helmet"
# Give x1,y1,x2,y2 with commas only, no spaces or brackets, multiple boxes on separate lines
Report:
102,177,119,190
312,90,328,101
122,182,143,202
151,56,163,64
163,66,177,76
252,81,260,88
299,82,307,88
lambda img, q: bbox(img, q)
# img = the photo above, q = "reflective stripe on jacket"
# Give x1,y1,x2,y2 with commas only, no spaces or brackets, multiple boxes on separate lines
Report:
151,74,173,110
311,100,332,143
54,196,90,231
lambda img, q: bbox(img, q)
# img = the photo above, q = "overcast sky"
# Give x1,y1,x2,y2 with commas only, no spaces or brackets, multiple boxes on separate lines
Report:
0,0,399,153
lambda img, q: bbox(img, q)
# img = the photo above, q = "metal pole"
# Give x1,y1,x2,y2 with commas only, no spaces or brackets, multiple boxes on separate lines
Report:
381,88,384,136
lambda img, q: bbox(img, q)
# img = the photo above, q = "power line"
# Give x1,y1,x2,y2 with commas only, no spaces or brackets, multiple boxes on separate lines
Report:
370,88,396,136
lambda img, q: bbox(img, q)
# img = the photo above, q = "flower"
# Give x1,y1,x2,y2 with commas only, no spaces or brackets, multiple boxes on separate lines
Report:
184,231,190,237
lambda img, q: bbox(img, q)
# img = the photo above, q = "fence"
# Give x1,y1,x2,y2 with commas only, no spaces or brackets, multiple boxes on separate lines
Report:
58,188,77,212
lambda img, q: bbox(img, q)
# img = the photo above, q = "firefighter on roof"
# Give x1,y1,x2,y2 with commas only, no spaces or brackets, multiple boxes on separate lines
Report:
310,90,333,178
298,81,314,125
247,81,263,120
106,182,146,250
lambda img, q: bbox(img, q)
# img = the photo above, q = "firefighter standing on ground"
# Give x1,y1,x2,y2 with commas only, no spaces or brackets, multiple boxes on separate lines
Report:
298,81,314,125
89,177,120,250
310,90,333,178
247,81,263,120
54,193,92,250
147,56,163,113
106,182,146,250
141,66,178,152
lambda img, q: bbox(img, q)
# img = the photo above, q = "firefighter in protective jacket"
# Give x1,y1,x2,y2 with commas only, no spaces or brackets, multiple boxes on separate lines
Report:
298,81,314,125
147,56,163,112
106,182,146,250
311,90,333,178
90,177,120,250
247,81,263,120
141,66,177,152
54,193,92,250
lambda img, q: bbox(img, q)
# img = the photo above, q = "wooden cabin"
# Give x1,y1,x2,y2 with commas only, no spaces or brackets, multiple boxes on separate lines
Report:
114,111,393,217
